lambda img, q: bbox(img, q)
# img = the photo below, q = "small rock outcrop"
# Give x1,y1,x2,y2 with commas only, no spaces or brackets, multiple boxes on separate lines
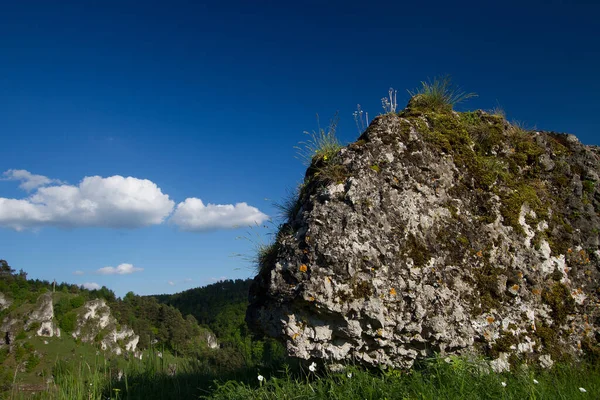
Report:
247,104,600,370
0,293,11,311
73,299,139,355
201,330,219,349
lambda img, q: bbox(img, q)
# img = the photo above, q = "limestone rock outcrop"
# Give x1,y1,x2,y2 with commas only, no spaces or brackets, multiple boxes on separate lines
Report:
25,293,61,338
0,293,11,311
73,299,139,355
247,105,600,370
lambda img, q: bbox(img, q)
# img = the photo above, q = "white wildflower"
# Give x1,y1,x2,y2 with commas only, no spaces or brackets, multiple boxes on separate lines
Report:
579,387,587,393
257,375,264,382
309,362,317,372
533,379,539,384
347,372,352,378
501,381,507,387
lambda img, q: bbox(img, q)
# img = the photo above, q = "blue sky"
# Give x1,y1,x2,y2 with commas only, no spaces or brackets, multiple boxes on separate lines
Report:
1,0,598,297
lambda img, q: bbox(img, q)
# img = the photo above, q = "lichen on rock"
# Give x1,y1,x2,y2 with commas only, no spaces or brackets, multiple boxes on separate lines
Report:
247,99,600,370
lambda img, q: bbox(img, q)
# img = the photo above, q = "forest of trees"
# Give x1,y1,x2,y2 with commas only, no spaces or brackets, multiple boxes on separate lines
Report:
152,278,285,369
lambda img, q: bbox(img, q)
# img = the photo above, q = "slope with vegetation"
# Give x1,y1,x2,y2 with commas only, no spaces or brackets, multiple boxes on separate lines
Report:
0,259,218,395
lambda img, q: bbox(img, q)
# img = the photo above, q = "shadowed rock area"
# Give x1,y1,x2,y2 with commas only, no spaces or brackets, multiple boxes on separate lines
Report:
247,100,600,371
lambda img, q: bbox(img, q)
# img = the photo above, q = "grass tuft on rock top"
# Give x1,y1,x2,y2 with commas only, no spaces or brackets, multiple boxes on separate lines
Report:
406,75,477,113
295,113,343,167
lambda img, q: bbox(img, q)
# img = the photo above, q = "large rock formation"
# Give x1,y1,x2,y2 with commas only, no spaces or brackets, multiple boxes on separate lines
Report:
24,293,61,338
1,292,61,346
73,299,140,356
247,102,600,371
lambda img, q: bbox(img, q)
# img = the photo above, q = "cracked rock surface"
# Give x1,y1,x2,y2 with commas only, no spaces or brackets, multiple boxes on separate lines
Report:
247,106,600,370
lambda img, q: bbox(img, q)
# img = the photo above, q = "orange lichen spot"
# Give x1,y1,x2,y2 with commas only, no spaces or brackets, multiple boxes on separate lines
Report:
325,276,331,283
486,316,495,324
532,288,541,296
305,236,311,243
568,248,573,253
476,250,483,258
299,264,308,273
511,284,520,292
308,296,315,302
389,288,397,296
517,272,523,279
292,333,300,340
377,329,383,337
585,258,590,264
303,248,309,254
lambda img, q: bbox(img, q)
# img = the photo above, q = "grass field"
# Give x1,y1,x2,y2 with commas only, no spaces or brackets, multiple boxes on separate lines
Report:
4,349,599,399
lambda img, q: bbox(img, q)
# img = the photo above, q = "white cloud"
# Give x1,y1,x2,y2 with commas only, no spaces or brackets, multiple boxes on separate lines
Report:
73,270,85,276
184,278,192,283
2,169,62,191
168,281,175,286
170,198,268,231
81,282,101,290
97,263,143,275
0,171,174,230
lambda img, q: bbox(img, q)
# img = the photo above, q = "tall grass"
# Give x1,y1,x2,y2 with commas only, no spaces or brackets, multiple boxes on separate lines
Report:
7,353,600,399
208,356,600,400
408,75,477,112
295,113,342,167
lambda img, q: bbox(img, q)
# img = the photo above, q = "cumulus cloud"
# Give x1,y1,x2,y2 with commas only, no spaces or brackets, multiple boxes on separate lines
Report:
0,171,174,230
97,263,143,275
168,281,175,286
73,270,85,276
81,282,101,290
170,198,268,231
2,169,62,191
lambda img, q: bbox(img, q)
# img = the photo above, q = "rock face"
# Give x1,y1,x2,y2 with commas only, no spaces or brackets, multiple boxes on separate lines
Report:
1,292,61,346
25,293,61,338
73,299,139,356
247,105,600,370
200,330,219,349
0,293,11,311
